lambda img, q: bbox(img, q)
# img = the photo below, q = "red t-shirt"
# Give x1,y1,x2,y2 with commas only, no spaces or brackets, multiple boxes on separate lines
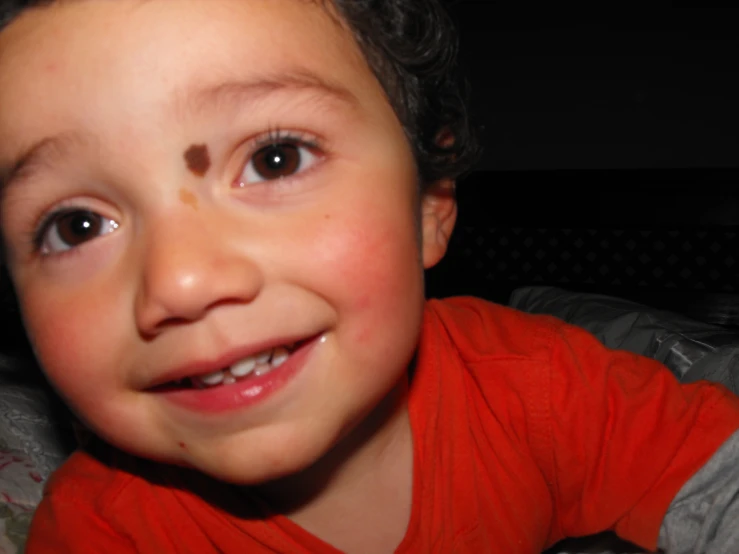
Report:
27,298,739,553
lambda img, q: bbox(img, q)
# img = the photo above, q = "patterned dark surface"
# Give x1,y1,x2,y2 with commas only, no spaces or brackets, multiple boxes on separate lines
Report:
425,169,739,326
449,225,738,293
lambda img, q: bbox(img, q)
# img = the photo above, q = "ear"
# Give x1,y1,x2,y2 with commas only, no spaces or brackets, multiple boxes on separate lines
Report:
420,178,457,269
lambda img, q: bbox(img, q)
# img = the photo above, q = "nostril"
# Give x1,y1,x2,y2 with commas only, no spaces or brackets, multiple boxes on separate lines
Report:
158,316,193,329
138,315,196,341
138,296,255,339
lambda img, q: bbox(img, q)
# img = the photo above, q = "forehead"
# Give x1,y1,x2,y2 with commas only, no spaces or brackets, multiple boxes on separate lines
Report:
0,0,344,58
0,0,382,165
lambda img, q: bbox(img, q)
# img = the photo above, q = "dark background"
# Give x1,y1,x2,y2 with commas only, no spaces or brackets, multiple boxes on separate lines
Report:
423,4,739,322
446,3,739,172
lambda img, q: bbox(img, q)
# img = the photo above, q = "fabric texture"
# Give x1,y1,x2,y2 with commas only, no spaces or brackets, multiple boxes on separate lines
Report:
0,357,74,554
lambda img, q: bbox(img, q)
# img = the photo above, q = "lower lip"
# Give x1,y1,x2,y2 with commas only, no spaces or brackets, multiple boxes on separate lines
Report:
155,336,320,414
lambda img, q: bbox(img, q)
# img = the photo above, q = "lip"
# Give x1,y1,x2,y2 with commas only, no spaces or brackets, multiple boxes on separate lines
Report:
150,334,322,414
148,334,313,390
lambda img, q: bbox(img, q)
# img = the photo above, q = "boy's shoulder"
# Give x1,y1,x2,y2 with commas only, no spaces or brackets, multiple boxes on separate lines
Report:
42,440,248,511
34,440,268,541
30,440,279,552
42,441,159,512
424,295,575,363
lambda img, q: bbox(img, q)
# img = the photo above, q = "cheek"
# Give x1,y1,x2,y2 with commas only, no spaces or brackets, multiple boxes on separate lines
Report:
17,282,123,399
302,204,424,346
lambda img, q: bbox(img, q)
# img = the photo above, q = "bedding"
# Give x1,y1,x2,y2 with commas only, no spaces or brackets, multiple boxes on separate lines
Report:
0,359,73,554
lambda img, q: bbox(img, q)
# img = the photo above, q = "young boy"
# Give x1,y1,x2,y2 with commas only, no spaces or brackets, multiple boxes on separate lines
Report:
0,1,738,553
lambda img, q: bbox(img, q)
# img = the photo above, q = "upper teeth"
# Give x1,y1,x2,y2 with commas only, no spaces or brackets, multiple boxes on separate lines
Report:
194,344,292,388
230,356,256,377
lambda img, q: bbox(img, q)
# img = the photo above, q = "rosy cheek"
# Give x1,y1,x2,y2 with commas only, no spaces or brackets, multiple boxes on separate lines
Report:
22,291,111,392
308,209,422,345
321,218,414,294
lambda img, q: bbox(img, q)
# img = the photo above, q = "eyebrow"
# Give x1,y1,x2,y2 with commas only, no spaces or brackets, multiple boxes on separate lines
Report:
0,132,90,194
184,70,360,118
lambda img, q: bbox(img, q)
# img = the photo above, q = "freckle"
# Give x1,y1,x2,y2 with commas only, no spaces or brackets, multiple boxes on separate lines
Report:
179,188,198,210
178,442,187,449
183,143,211,177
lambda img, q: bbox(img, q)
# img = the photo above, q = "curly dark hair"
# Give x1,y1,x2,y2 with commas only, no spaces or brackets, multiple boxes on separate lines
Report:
329,0,479,185
0,0,478,187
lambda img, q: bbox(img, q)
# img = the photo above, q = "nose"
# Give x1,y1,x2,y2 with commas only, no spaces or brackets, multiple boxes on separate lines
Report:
134,208,263,336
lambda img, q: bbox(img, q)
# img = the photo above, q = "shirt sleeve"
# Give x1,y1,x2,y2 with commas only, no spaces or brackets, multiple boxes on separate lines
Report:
26,494,136,554
539,319,739,550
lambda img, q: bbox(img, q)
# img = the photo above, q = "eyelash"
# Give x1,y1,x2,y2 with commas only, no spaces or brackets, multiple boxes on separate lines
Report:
239,127,323,184
253,127,319,151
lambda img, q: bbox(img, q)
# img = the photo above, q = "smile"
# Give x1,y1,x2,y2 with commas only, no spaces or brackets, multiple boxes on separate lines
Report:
150,335,323,414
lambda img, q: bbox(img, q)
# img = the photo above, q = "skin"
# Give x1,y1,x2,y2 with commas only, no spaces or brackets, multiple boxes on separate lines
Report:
0,0,457,551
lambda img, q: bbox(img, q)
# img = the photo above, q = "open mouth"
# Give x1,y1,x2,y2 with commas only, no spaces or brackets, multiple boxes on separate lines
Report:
151,340,306,392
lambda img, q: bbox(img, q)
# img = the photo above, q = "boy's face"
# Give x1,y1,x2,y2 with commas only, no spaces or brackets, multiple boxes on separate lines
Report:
0,0,455,483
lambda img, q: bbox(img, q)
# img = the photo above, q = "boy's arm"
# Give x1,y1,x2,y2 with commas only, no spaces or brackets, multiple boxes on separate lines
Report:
540,319,739,551
658,429,739,553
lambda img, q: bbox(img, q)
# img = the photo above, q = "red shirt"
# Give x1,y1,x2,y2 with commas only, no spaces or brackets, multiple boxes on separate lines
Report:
27,298,739,553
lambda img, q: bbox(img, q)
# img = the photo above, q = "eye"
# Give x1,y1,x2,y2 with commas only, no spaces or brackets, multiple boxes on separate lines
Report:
238,139,320,186
37,209,119,255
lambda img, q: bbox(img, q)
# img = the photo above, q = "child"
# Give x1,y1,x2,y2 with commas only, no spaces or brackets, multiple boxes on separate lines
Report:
1,1,738,552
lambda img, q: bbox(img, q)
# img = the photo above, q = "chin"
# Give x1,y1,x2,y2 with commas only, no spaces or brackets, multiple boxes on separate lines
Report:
190,430,339,487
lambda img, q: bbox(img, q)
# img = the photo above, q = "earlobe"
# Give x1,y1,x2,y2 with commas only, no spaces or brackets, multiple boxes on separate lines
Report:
421,178,457,269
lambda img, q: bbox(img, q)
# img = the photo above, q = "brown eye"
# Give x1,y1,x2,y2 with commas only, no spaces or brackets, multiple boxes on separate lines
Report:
39,210,119,254
252,143,301,180
239,140,320,186
58,211,100,244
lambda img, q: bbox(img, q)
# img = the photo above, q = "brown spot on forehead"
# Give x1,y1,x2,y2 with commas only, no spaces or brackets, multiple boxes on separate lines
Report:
179,188,198,210
183,144,211,177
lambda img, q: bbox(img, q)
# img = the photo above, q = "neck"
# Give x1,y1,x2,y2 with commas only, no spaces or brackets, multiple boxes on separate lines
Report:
256,377,414,553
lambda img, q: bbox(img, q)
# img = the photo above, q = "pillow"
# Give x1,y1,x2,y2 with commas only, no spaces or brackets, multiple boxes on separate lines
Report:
509,286,739,394
0,448,44,554
0,357,75,554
